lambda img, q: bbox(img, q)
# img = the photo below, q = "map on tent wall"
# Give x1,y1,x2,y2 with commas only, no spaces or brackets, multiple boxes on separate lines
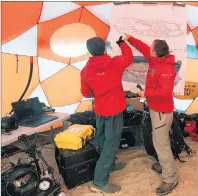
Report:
109,3,187,95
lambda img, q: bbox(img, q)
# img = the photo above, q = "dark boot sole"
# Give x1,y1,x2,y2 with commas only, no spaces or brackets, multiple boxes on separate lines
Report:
90,186,120,194
156,181,178,196
152,167,162,174
112,166,126,173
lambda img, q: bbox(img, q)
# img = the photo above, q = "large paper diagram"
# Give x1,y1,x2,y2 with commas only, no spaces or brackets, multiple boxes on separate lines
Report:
109,3,187,94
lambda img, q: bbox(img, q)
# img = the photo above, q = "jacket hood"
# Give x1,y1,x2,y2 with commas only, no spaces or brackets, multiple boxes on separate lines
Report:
87,54,112,72
152,53,175,65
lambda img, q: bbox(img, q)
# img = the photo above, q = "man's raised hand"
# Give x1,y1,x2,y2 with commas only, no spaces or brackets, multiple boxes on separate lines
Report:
116,36,125,46
125,33,132,41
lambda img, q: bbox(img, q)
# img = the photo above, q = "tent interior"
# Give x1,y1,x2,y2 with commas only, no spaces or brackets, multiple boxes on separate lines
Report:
1,1,198,196
1,1,198,117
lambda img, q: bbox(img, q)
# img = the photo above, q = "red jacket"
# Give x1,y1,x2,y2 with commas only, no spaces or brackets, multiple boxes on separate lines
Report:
80,42,133,116
128,37,176,113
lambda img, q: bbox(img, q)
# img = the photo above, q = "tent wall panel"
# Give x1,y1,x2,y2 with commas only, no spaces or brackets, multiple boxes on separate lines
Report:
185,99,198,114
1,55,39,116
75,100,93,113
41,65,82,106
38,8,83,64
2,2,43,44
1,1,198,115
174,82,198,99
192,27,198,47
80,8,110,41
185,59,198,83
39,2,81,23
2,25,38,56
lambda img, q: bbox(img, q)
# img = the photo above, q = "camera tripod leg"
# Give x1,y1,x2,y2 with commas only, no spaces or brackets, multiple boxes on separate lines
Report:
18,134,42,174
36,125,56,151
18,134,56,180
50,125,57,149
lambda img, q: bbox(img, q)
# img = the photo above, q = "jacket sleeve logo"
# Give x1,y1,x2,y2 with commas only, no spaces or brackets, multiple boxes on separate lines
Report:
150,69,156,76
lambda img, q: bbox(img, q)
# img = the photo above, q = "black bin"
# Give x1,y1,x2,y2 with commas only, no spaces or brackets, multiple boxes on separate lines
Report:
55,142,99,189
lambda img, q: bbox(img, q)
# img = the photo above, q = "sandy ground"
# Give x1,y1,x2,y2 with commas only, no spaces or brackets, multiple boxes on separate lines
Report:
1,138,198,196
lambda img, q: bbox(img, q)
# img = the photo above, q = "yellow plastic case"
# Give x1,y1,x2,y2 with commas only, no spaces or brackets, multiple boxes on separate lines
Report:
54,124,96,150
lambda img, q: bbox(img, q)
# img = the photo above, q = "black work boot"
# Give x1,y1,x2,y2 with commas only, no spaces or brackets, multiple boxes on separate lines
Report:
156,181,178,195
152,162,162,174
90,182,120,193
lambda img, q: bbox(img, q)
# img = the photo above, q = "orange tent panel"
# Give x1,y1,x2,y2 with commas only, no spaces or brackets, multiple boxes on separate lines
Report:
192,27,198,47
187,24,191,34
38,7,109,64
38,8,82,64
1,54,39,116
184,2,198,7
185,59,198,83
174,82,198,99
2,2,43,44
41,65,82,106
185,100,198,114
75,100,93,113
80,8,110,40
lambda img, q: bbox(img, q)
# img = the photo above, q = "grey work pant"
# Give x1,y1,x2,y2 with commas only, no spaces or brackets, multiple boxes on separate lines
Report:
93,112,123,186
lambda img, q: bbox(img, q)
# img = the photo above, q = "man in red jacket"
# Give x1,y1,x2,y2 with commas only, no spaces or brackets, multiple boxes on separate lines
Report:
81,36,133,193
126,34,177,196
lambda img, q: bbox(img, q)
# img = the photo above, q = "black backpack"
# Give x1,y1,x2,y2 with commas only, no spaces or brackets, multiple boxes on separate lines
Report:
142,116,192,162
67,111,96,128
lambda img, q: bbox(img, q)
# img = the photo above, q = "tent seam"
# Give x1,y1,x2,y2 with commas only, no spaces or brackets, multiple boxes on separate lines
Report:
40,83,52,107
83,6,110,28
38,6,82,24
37,1,44,24
184,98,196,113
75,99,92,113
39,65,68,83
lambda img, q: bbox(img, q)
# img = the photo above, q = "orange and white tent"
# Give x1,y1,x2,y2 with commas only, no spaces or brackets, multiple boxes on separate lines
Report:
1,1,198,117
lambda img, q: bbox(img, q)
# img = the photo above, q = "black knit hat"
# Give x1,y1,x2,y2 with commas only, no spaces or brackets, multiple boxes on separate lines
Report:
86,37,105,56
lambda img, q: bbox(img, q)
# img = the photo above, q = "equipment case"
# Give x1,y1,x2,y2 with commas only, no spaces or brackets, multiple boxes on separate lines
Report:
54,124,96,150
55,142,99,189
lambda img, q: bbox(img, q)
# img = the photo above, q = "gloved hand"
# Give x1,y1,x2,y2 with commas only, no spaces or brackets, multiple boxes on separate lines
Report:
174,60,182,74
116,36,125,46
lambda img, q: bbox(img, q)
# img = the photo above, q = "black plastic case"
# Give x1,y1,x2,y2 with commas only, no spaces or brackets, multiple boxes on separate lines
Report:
55,142,99,189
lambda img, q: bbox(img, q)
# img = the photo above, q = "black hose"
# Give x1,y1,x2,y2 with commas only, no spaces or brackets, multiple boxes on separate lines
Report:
9,56,33,114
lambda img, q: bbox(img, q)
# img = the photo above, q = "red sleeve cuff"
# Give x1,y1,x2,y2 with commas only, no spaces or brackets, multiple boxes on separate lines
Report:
128,36,134,43
119,42,127,47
